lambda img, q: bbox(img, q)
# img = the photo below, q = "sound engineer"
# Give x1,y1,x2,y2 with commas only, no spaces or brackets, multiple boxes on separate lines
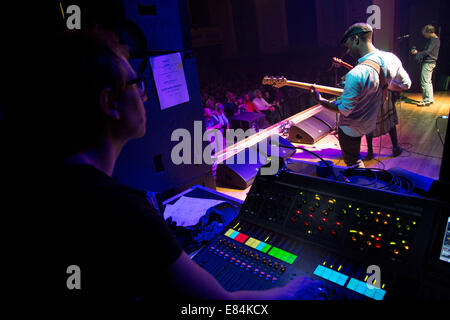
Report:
43,29,325,302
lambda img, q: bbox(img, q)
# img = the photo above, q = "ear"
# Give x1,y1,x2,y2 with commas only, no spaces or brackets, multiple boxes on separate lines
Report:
99,88,120,120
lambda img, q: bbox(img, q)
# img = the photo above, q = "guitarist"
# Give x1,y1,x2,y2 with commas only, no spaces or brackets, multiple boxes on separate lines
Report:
310,23,404,168
411,24,440,107
334,53,411,160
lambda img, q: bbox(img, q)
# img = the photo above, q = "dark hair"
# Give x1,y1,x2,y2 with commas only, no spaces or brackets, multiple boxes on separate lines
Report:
422,24,435,34
43,29,129,159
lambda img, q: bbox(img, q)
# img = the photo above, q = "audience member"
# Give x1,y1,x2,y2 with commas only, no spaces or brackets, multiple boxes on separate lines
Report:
214,103,229,131
223,91,240,118
244,93,259,113
203,107,221,131
253,89,281,125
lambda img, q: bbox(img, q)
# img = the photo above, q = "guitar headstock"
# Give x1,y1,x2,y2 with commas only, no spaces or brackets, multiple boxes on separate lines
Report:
332,57,343,65
332,57,353,70
262,76,287,88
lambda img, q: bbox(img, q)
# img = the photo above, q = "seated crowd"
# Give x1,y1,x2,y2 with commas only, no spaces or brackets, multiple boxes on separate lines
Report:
202,87,284,133
198,52,339,149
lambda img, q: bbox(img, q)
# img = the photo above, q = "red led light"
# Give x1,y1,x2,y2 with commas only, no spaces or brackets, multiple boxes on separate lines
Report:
375,243,381,249
331,230,337,236
322,218,327,223
296,210,302,215
309,213,314,218
336,221,342,227
304,222,309,227
234,233,249,243
317,226,323,231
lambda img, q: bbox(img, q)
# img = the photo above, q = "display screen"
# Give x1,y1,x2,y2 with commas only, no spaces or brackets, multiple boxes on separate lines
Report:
149,52,190,110
439,217,450,263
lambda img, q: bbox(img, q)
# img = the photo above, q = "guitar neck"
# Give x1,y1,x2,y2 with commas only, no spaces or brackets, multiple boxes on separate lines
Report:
340,61,353,70
284,80,344,96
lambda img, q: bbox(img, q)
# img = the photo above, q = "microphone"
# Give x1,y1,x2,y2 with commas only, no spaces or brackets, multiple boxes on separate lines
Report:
397,34,410,40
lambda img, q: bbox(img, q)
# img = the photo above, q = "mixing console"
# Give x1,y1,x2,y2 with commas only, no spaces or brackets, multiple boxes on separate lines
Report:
193,171,450,299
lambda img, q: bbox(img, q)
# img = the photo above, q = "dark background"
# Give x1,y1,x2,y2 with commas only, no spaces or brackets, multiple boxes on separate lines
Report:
29,0,450,197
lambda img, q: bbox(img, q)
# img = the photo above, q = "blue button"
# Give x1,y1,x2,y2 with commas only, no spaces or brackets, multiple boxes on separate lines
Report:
313,265,326,277
336,274,349,286
328,270,340,283
321,268,332,280
229,231,239,239
355,281,367,295
373,289,386,300
365,287,377,298
346,278,358,291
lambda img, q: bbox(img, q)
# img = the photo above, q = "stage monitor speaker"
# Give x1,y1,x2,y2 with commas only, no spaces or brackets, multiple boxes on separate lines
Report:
216,148,268,189
289,117,331,144
313,108,337,130
216,135,295,189
229,112,268,131
251,134,296,160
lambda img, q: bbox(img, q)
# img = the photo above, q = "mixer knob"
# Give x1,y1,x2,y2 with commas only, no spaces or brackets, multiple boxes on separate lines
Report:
262,258,267,264
280,265,286,272
244,249,248,255
274,262,279,269
255,254,259,260
268,260,273,266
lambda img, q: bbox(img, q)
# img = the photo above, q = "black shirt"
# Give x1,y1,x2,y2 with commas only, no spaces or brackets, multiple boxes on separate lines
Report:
224,102,239,118
52,164,182,302
419,37,440,63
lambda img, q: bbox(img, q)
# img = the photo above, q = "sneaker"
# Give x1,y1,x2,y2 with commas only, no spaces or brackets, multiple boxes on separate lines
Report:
392,146,402,157
417,101,431,107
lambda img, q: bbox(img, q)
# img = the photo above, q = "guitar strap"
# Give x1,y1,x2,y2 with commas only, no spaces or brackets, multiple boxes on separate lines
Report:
359,59,388,103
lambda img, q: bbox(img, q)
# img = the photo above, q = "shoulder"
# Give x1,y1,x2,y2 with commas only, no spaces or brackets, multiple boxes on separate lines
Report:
59,164,158,219
379,50,400,62
347,65,369,81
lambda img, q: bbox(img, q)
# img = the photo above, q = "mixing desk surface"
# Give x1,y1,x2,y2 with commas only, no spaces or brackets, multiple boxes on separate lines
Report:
193,170,450,300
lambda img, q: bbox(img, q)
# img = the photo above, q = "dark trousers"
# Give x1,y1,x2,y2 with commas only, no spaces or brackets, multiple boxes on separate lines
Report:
338,127,362,167
366,126,399,154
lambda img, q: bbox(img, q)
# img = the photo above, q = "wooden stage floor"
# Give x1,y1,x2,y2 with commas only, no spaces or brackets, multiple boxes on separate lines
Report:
217,91,449,201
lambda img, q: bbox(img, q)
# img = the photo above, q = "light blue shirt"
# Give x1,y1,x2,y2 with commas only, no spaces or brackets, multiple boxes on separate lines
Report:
337,50,410,137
